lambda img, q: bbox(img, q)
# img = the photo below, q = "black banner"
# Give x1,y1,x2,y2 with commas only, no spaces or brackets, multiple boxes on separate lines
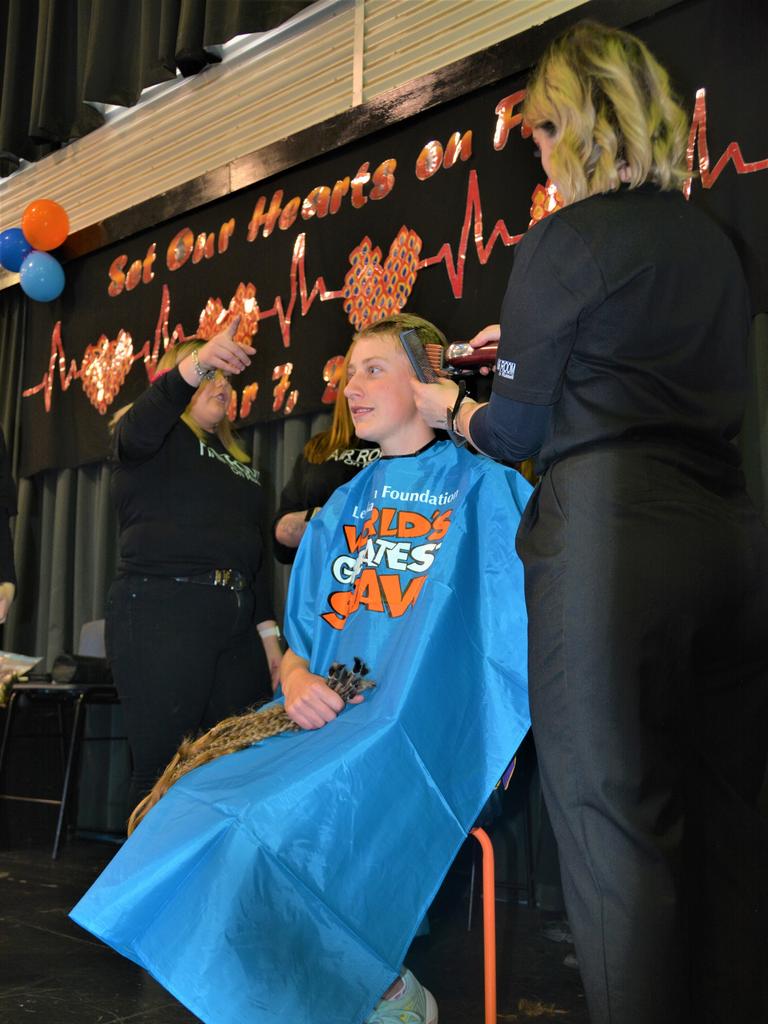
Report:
19,0,768,478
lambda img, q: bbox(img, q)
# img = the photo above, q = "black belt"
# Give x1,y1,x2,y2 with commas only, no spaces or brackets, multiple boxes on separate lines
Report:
173,569,250,591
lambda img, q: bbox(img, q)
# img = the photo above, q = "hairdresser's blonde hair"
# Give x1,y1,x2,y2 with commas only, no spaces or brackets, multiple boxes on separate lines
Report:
112,338,250,463
523,20,690,205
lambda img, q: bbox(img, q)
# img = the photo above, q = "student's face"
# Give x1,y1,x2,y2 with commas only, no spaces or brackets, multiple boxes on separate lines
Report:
344,333,431,456
188,371,233,432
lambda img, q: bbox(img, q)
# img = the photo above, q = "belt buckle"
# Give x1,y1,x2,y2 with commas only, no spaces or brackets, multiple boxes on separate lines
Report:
215,569,233,588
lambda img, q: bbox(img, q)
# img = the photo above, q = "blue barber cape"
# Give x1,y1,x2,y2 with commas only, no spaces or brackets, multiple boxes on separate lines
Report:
71,440,532,1024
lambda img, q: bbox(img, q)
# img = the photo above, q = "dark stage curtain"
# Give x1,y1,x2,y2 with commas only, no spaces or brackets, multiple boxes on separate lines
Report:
0,287,25,472
0,0,314,177
740,313,768,520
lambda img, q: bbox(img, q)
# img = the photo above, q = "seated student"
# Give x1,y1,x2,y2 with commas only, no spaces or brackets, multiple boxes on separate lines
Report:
71,312,532,1024
273,354,380,564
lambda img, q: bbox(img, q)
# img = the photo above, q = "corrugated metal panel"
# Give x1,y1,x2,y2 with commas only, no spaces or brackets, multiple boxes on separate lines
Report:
0,0,579,257
0,2,356,237
363,0,583,99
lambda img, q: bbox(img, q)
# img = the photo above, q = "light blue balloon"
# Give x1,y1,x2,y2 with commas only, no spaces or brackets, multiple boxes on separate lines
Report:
19,250,65,302
0,227,32,273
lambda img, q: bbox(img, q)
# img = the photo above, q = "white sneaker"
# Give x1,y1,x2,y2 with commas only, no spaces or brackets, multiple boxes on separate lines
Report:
364,968,438,1024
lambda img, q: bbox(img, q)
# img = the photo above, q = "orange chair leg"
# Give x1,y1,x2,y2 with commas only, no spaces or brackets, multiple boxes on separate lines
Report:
470,827,496,1024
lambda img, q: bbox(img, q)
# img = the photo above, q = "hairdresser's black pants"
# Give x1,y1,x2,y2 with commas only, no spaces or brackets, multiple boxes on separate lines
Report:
106,574,272,813
516,445,768,1024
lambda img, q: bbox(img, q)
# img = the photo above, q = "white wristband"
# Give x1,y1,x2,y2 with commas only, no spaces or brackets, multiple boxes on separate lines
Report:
258,625,281,639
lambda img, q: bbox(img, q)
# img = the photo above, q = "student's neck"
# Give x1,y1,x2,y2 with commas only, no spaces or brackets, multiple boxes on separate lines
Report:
380,427,436,458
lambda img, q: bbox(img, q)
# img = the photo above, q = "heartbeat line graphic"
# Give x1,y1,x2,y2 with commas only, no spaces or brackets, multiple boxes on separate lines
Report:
418,169,523,298
23,289,173,413
259,233,342,347
258,167,523,342
22,87,768,413
684,88,768,197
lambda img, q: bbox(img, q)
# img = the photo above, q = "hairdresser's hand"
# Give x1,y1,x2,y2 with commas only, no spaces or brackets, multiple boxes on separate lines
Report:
180,316,255,385
469,323,500,376
281,649,363,730
410,377,461,429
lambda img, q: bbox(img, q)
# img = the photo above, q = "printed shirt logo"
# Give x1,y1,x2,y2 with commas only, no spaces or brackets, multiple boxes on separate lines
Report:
326,446,381,468
199,440,261,484
495,357,517,380
321,500,454,631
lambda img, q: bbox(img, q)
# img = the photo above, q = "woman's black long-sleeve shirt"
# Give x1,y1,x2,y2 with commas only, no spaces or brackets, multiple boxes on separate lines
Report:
111,367,273,622
471,184,750,473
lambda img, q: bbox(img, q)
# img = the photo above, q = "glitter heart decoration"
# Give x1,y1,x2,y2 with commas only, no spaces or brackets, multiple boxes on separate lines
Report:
342,227,422,331
198,283,260,344
80,331,134,413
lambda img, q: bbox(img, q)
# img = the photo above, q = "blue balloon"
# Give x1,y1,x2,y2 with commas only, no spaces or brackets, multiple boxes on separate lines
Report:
0,227,33,272
19,251,65,302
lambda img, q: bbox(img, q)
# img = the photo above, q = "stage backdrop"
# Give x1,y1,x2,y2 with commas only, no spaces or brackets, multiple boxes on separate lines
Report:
19,0,768,479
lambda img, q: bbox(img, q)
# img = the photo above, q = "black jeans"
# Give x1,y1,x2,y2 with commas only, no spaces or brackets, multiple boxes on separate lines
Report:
518,446,768,1024
106,574,272,812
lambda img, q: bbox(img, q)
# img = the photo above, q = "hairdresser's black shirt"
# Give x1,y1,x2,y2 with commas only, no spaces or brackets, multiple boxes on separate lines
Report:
491,184,751,473
111,367,273,622
272,442,380,564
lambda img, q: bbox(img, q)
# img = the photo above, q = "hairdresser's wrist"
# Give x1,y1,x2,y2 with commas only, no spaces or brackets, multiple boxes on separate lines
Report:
455,398,481,441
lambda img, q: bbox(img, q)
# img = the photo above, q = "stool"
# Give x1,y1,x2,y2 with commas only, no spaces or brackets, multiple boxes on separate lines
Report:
470,827,497,1024
466,759,536,1024
0,679,118,858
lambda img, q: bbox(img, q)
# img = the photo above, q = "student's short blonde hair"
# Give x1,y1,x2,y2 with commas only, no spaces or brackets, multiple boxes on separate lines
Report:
522,21,690,205
352,312,447,354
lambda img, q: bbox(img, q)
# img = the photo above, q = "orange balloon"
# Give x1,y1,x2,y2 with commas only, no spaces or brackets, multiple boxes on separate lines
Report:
21,199,70,251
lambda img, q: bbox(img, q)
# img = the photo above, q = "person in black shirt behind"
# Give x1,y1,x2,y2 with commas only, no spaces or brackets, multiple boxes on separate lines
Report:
273,352,379,564
413,21,768,1024
107,318,281,813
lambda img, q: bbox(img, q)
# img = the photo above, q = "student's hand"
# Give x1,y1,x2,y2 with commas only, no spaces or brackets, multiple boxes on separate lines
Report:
283,667,344,729
282,668,363,730
469,323,500,375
